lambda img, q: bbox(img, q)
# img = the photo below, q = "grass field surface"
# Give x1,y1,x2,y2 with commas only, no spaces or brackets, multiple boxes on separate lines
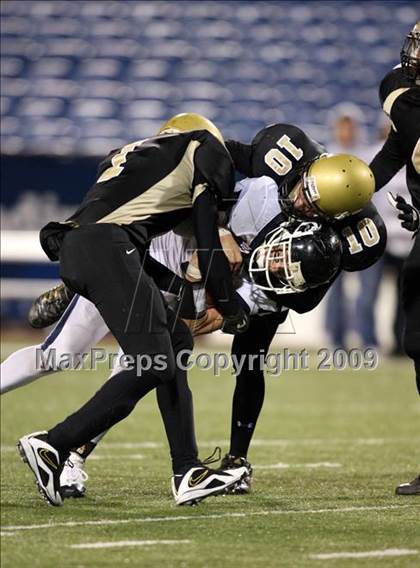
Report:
1,345,419,567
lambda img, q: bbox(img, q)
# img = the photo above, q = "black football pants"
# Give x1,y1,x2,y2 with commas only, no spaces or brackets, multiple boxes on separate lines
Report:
47,224,199,473
401,230,420,395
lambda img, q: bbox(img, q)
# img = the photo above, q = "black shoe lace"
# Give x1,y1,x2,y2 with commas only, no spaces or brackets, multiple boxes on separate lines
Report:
201,446,221,467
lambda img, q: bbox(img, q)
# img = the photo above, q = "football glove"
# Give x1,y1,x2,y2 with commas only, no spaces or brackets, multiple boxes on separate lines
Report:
221,308,250,335
28,283,75,328
387,192,420,233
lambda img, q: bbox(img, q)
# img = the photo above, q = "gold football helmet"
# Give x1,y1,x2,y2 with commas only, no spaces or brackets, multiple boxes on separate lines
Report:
291,154,375,220
158,113,225,145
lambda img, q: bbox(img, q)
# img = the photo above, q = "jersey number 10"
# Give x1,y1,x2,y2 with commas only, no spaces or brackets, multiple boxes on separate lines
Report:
342,218,380,254
264,135,304,176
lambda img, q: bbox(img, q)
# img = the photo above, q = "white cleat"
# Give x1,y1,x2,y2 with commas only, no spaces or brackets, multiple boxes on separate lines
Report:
17,431,63,506
60,452,89,498
171,465,248,506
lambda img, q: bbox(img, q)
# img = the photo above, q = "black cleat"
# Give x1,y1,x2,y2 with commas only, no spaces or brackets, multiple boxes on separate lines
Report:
221,454,253,494
395,475,420,495
28,283,75,329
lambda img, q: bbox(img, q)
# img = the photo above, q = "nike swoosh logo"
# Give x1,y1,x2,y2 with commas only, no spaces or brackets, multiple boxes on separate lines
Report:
125,248,136,255
188,470,209,487
38,448,58,470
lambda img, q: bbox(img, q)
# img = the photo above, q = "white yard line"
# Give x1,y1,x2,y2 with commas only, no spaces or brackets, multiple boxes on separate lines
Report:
1,437,416,453
89,454,144,461
1,504,413,533
69,539,191,549
254,462,342,469
310,548,418,560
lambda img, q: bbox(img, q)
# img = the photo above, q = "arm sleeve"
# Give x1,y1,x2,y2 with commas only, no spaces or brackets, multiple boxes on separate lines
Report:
143,253,183,295
278,283,331,314
369,129,406,192
225,139,254,177
192,189,240,316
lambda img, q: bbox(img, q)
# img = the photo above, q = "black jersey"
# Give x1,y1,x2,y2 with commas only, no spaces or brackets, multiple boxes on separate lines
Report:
226,123,325,196
370,66,420,208
40,130,240,316
41,130,234,260
72,130,234,239
41,130,234,258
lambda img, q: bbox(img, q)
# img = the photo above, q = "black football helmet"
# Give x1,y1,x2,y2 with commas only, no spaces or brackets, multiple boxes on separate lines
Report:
248,219,342,295
401,22,420,82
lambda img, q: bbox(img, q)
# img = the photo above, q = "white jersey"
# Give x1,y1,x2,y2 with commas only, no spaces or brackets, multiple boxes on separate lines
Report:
150,176,283,316
228,176,281,248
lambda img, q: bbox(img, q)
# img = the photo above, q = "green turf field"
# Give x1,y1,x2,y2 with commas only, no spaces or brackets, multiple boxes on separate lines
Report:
1,348,419,567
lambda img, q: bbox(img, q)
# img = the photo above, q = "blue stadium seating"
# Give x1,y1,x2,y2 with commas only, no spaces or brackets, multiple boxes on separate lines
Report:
0,0,417,154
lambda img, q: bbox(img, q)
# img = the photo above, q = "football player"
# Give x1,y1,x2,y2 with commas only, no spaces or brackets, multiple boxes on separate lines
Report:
2,172,385,498
9,120,377,504
194,122,385,490
369,22,420,496
226,122,374,220
15,113,251,506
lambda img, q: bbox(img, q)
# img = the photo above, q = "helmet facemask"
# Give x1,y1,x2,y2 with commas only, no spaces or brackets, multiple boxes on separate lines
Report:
401,23,420,82
249,221,320,295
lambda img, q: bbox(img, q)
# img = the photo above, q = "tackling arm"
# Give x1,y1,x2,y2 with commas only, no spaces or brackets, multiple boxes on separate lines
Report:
192,189,242,318
225,139,254,176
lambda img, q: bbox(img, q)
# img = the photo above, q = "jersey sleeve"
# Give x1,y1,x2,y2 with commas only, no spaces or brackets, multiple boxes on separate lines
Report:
369,128,406,191
225,139,254,176
334,203,387,272
235,279,282,316
193,131,235,210
192,189,240,317
274,283,331,314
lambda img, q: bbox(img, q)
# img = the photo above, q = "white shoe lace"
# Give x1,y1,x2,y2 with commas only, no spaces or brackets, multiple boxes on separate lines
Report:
61,453,89,486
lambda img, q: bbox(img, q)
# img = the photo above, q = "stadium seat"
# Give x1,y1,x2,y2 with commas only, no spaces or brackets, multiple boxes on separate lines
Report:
1,0,414,153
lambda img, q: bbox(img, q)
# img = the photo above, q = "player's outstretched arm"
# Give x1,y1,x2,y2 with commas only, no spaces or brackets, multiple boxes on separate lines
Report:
192,189,249,334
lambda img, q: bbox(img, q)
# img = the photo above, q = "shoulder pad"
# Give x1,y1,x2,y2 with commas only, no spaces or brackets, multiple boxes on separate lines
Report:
249,123,325,187
379,67,413,111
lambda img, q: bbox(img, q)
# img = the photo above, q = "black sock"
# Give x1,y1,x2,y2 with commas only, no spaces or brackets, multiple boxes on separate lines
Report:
156,365,200,475
229,370,265,458
48,369,160,456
